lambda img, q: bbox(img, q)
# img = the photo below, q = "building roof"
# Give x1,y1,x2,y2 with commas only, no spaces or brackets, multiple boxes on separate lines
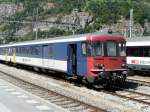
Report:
126,36,150,42
126,36,150,46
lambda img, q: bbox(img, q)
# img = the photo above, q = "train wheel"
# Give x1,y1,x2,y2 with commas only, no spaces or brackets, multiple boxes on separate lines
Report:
86,76,95,84
76,76,83,83
33,67,40,72
85,76,97,88
41,68,48,73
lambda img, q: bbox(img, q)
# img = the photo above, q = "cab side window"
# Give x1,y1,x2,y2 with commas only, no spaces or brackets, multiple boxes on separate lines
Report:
81,43,87,56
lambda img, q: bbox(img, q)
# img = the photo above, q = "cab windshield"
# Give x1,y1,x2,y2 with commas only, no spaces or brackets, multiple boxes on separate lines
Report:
106,41,117,56
87,42,103,56
82,41,126,57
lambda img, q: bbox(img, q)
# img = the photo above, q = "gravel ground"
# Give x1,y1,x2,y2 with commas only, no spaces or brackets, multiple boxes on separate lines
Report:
0,64,150,112
128,75,150,83
134,86,150,95
75,86,150,112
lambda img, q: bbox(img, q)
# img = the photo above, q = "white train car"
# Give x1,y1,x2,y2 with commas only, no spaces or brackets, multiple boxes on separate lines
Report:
126,37,150,73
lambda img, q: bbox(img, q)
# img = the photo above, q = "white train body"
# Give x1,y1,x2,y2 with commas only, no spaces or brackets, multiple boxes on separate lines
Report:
127,39,150,72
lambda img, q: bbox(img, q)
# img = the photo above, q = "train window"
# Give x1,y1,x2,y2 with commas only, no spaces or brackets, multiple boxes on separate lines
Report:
22,47,25,54
143,48,150,57
127,47,143,57
30,47,33,55
127,47,138,56
106,41,117,56
35,48,39,55
26,47,29,55
29,47,33,55
20,48,22,54
8,48,10,54
18,48,20,54
32,47,39,55
16,48,18,54
119,43,126,56
2,48,5,55
92,42,103,56
4,48,7,54
85,42,103,56
138,47,143,57
26,48,29,55
48,47,53,58
29,48,32,55
86,44,91,56
81,43,87,56
2,48,4,55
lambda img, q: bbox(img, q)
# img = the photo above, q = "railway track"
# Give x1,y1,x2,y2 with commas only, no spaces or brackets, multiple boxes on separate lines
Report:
104,86,150,106
126,79,150,87
0,63,150,111
0,71,105,112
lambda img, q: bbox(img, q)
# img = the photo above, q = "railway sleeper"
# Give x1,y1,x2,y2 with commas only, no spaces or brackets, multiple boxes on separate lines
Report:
50,98,67,102
69,105,89,111
60,101,79,107
46,96,62,100
45,94,59,98
62,103,82,109
38,94,56,99
55,100,74,105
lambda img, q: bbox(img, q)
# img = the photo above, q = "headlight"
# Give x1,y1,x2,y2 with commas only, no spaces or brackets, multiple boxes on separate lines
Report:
98,64,105,69
121,63,126,68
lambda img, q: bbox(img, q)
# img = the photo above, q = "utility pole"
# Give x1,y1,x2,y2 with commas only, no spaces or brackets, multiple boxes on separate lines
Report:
72,8,79,35
35,8,38,40
129,9,133,38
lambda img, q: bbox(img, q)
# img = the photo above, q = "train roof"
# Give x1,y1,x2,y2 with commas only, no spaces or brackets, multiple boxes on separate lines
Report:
0,30,123,47
126,36,150,46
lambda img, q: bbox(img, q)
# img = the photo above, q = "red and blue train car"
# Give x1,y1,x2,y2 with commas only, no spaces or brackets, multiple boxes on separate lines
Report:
0,31,127,86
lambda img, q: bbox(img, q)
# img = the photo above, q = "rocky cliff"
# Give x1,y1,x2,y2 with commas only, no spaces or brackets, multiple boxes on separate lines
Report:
0,0,149,43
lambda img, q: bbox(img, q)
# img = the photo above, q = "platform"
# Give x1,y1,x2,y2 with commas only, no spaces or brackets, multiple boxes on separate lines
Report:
0,78,68,112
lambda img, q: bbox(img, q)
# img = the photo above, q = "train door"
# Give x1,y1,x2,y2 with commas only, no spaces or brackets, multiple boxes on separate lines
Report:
43,45,54,68
12,48,16,63
67,44,77,76
3,48,8,61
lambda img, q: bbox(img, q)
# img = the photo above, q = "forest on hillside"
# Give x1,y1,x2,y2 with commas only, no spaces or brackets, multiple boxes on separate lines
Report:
0,0,150,43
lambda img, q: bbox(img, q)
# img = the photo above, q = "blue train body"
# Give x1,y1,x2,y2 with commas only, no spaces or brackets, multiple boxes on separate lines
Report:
0,32,127,85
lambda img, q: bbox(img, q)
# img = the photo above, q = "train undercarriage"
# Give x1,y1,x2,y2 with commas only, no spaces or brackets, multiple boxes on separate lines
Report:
85,70,128,87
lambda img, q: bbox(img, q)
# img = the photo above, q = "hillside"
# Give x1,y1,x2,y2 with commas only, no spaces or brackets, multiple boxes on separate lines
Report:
0,0,150,43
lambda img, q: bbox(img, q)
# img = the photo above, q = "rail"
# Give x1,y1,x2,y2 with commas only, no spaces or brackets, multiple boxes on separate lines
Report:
0,70,105,112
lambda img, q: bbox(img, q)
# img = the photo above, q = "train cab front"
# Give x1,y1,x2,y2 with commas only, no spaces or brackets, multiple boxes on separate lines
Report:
85,35,128,86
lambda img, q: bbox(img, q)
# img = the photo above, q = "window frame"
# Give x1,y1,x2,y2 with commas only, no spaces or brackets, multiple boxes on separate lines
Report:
81,42,87,56
105,41,118,57
48,45,53,58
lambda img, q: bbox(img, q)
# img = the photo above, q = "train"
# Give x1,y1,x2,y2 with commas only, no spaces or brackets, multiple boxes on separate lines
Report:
0,31,127,86
126,37,150,74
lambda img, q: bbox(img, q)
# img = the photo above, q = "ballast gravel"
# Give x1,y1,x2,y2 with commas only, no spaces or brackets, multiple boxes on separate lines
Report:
128,75,150,83
0,64,149,112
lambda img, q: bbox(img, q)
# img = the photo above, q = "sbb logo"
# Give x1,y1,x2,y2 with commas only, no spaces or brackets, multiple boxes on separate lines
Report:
131,60,139,64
